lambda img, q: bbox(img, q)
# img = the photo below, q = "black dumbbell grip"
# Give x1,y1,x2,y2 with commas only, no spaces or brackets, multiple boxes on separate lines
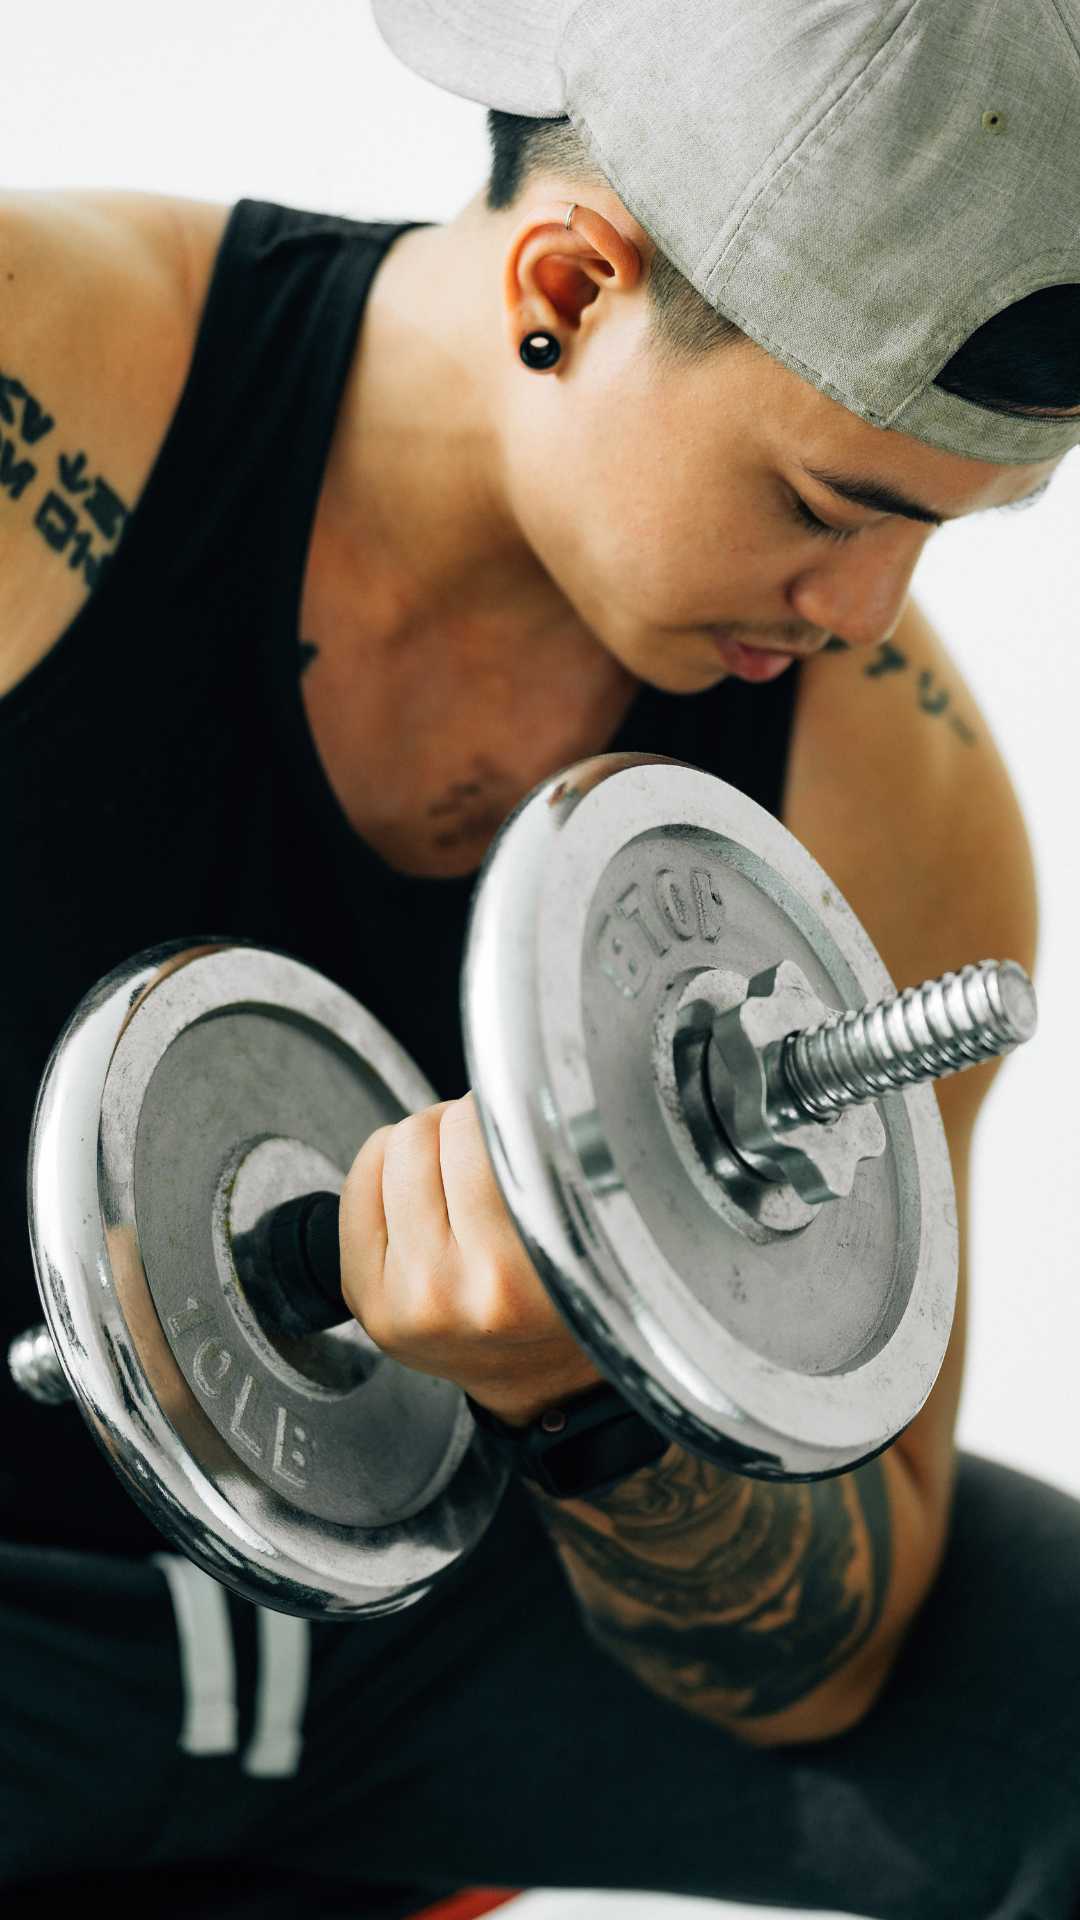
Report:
246,1190,345,1336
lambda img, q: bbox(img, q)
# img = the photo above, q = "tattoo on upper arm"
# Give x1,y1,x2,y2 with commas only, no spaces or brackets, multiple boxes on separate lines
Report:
864,639,906,678
864,640,977,746
298,640,319,674
0,370,53,445
535,1450,891,1723
0,359,129,595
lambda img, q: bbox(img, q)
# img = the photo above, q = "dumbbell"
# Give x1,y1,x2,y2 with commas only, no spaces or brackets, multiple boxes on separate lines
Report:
9,754,1035,1619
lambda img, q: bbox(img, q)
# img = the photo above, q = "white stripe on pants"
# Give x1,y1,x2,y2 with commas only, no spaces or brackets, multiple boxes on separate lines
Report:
152,1554,309,1777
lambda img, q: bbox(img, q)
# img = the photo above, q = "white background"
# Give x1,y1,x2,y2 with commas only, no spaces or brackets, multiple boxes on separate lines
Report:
3,5,1077,1916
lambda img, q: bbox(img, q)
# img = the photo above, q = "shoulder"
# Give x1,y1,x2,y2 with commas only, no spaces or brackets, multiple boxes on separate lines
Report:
0,191,229,697
783,599,1037,1016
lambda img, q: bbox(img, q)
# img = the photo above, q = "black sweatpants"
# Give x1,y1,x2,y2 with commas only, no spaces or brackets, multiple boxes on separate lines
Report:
3,1456,1080,1920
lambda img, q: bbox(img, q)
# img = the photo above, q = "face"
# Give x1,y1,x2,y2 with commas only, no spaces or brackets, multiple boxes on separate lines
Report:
497,236,1057,693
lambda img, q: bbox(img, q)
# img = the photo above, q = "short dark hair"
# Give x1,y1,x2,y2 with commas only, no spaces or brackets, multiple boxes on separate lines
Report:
488,109,1080,416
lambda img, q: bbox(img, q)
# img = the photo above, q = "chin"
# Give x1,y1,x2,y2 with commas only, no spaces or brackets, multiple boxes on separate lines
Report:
635,658,731,696
613,632,730,696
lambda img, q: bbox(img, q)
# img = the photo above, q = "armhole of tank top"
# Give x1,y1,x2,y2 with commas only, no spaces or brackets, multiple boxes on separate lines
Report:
0,202,271,722
0,203,409,727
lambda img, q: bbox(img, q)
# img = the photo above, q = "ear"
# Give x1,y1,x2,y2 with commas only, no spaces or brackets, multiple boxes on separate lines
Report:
503,200,642,367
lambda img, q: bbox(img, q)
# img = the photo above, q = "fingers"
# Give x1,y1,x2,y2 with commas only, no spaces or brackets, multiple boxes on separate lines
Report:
338,1093,603,1422
338,1121,392,1307
339,1103,454,1332
344,1095,540,1349
437,1095,556,1337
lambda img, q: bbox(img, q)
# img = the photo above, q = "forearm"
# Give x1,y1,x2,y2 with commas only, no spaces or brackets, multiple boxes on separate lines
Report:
526,1065,964,1752
531,1437,950,1746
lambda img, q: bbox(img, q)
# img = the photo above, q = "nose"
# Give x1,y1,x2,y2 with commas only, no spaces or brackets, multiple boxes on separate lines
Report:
788,527,929,650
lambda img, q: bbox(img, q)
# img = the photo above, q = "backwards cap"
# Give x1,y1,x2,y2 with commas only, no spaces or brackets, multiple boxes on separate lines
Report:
373,0,1080,465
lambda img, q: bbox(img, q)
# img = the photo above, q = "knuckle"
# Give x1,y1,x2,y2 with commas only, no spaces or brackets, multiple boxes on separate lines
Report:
383,1106,445,1175
385,1110,427,1156
384,1248,460,1342
467,1253,540,1339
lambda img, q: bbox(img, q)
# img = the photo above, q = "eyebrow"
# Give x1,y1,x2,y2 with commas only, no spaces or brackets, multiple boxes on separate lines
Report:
802,467,945,526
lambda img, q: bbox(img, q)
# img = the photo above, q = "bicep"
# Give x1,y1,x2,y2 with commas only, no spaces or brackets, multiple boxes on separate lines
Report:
783,597,1037,1607
783,599,1036,993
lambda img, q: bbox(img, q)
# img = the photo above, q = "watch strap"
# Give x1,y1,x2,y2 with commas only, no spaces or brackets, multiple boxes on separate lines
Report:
466,1382,668,1499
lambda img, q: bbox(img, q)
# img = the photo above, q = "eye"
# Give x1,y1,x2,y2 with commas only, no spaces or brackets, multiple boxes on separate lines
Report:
789,491,859,544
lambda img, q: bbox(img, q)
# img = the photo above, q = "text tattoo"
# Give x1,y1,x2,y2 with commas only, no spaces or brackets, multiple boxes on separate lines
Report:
0,359,129,594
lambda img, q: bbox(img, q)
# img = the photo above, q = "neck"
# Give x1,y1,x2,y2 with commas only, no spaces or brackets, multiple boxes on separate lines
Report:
297,204,637,879
321,204,557,618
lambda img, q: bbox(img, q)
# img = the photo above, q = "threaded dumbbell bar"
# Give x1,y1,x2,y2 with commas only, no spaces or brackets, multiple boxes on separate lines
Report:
777,960,1036,1127
8,1323,73,1406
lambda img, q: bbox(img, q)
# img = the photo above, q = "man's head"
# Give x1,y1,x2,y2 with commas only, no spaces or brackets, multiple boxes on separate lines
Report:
373,1,1076,688
464,146,1056,692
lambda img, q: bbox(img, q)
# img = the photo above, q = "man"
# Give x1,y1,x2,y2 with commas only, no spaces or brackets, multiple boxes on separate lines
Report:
0,1,1076,1914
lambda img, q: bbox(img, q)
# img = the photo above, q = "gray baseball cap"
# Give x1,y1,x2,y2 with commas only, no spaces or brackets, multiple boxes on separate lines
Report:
373,0,1080,465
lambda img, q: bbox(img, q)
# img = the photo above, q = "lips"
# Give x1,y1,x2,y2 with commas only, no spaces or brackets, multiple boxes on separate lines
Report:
708,631,801,683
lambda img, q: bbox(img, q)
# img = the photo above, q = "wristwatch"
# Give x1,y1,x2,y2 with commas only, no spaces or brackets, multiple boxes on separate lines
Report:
466,1382,668,1499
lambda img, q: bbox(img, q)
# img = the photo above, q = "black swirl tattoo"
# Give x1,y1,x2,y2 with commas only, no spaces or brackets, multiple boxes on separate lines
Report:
534,1450,890,1722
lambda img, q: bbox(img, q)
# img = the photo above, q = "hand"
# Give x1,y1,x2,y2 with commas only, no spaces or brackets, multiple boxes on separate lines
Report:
338,1093,603,1424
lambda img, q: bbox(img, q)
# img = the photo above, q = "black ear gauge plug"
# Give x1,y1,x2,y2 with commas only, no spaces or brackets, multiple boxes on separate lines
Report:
519,330,561,370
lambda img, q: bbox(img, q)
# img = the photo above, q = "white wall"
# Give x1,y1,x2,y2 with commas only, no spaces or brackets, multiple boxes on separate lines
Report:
3,0,489,220
3,10,1076,1911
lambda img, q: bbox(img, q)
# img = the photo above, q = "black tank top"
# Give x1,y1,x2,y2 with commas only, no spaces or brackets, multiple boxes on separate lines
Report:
0,201,801,1554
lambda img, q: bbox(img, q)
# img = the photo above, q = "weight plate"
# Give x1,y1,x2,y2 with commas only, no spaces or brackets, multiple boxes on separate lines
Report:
30,943,505,1616
464,756,957,1479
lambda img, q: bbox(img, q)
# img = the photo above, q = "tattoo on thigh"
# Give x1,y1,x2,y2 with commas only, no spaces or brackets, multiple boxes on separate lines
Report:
0,361,129,595
864,640,977,746
535,1450,891,1722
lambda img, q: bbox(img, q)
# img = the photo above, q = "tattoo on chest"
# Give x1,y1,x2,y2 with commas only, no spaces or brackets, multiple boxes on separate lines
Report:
0,360,129,595
865,639,977,746
535,1449,891,1723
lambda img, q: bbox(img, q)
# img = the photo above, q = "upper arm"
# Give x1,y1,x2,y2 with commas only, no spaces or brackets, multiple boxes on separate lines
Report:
784,596,1037,1251
776,598,1037,1719
0,190,228,697
534,604,1039,1753
783,600,1036,1008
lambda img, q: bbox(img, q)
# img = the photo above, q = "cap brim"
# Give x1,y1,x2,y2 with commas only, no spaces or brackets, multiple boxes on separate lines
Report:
371,0,566,117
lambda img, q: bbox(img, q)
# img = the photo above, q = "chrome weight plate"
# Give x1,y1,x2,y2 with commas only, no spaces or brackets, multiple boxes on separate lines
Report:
30,943,504,1616
464,756,957,1479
